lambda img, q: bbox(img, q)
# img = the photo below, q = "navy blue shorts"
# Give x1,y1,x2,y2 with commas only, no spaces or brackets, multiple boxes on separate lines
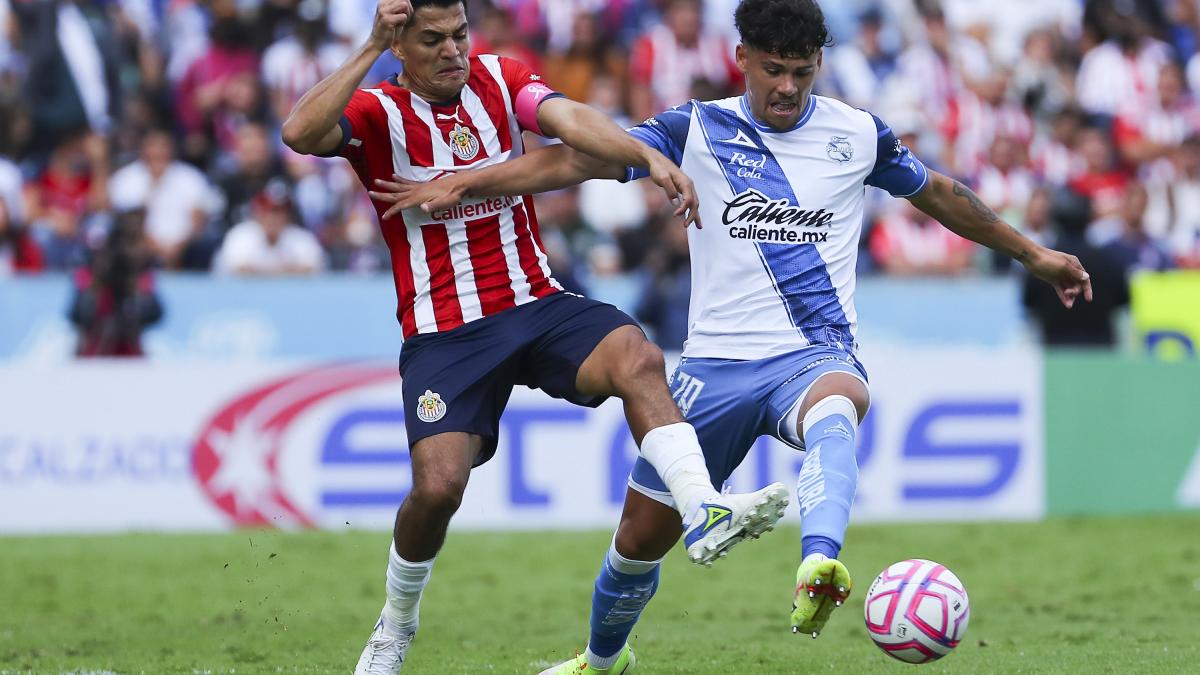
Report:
397,292,639,466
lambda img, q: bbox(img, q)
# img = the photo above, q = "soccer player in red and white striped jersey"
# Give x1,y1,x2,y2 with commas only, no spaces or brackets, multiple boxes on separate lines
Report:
282,2,788,672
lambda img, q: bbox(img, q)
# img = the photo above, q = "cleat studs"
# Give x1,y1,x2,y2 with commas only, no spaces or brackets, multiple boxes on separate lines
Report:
718,551,728,558
792,626,799,634
812,632,818,639
837,586,846,594
835,600,843,607
813,578,822,585
808,591,816,598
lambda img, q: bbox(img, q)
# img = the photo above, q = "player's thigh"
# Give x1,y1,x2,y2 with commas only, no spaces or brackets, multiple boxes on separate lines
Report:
613,487,684,562
519,294,642,404
628,358,765,503
764,348,870,448
400,332,520,469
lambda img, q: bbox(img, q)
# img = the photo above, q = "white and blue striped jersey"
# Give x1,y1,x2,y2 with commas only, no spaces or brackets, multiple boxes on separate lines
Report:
626,94,930,360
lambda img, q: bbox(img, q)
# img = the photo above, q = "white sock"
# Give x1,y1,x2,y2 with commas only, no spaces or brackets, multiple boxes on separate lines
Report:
381,543,434,636
638,422,718,520
585,645,622,670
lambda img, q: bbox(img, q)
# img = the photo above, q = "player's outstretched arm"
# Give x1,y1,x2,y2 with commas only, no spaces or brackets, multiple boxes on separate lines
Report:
537,97,700,227
908,171,1093,308
369,143,622,217
281,0,411,155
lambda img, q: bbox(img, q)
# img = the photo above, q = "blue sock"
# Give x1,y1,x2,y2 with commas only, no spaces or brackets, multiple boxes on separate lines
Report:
796,396,859,560
586,545,660,663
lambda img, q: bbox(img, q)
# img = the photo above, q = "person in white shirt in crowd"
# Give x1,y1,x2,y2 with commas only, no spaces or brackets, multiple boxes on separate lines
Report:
213,180,325,276
109,129,215,269
262,0,351,124
628,0,741,121
1144,134,1200,267
1075,6,1173,117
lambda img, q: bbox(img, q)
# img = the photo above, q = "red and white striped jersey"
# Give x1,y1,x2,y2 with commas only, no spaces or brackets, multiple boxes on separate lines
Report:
335,54,564,338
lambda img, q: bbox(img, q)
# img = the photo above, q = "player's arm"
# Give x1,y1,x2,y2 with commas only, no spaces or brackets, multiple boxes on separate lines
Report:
534,97,696,224
280,0,410,155
369,143,622,215
908,171,1093,308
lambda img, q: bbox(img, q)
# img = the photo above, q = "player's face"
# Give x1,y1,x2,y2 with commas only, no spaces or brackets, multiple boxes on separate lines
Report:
737,45,821,131
394,4,470,101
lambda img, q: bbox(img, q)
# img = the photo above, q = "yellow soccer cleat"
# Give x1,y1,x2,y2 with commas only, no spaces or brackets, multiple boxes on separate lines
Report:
537,644,636,675
791,553,852,638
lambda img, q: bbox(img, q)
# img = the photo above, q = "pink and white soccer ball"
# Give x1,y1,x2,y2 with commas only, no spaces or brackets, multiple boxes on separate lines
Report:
863,559,970,664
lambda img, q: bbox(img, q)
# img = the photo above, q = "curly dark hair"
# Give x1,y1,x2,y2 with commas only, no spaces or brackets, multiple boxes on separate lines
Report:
734,0,832,58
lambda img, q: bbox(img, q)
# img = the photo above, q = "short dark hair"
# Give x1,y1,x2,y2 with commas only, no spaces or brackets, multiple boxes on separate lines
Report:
734,0,831,58
410,0,464,11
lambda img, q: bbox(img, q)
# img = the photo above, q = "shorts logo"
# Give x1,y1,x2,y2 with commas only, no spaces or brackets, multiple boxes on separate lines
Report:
448,123,480,161
416,390,447,423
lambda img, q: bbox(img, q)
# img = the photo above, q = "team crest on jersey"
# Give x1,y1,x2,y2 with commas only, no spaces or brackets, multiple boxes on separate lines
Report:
416,389,447,423
448,123,480,161
826,136,853,163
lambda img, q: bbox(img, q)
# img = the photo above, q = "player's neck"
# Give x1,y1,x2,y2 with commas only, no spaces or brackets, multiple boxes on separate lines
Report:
394,73,462,107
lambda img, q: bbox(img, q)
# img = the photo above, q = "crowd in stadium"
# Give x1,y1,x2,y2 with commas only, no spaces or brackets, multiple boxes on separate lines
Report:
0,0,1198,304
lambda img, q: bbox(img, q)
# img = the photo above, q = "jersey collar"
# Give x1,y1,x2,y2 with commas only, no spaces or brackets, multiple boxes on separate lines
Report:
739,94,815,134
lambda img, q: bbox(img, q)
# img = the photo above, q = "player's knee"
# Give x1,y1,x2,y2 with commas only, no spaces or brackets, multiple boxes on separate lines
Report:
409,476,467,519
613,522,671,562
620,339,667,389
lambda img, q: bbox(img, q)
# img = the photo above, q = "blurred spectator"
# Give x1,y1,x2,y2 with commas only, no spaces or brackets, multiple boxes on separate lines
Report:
1144,134,1200,266
0,197,43,275
869,201,976,276
262,2,349,124
542,10,625,105
109,129,215,270
824,7,897,109
26,132,110,269
213,180,325,276
69,208,162,357
1031,106,1088,185
174,0,259,163
1068,125,1129,221
1075,5,1173,117
635,213,690,349
947,67,1034,177
471,5,544,73
12,0,121,156
1023,188,1129,347
629,0,740,121
212,122,285,229
1010,28,1072,121
1102,183,1175,272
1113,61,1200,178
975,135,1036,229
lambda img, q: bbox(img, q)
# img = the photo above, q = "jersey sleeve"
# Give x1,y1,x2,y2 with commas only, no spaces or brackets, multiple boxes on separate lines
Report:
623,101,694,182
316,89,384,159
864,112,929,198
497,56,565,135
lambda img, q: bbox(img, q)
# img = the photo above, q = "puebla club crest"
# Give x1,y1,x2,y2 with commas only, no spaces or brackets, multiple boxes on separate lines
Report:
448,123,480,161
826,135,853,163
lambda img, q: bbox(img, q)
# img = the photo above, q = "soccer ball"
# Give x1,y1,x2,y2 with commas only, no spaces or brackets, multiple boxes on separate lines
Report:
863,559,970,664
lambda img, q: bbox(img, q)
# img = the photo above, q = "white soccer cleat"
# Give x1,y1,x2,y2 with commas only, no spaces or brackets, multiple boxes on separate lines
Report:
683,482,789,566
354,616,415,675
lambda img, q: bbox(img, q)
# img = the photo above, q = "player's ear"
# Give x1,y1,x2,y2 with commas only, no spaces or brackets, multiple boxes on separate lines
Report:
735,44,748,74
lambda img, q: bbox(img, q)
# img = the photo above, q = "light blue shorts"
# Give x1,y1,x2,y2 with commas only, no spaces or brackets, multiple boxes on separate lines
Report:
630,344,868,506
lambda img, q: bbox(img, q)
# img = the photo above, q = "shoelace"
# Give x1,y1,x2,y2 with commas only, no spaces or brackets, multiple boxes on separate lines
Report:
363,632,414,672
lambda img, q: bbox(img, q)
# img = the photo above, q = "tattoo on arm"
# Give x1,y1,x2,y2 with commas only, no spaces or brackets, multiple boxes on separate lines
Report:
951,181,1000,224
950,180,1031,263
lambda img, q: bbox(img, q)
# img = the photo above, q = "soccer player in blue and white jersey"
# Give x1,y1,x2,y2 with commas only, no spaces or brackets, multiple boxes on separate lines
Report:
373,0,1092,671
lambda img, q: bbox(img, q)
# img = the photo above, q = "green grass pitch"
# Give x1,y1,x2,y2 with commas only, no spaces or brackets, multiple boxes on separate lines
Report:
2,514,1198,674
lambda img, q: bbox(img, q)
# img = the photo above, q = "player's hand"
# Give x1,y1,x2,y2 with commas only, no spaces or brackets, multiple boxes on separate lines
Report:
1024,247,1093,308
369,173,467,218
646,152,702,229
368,0,411,52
